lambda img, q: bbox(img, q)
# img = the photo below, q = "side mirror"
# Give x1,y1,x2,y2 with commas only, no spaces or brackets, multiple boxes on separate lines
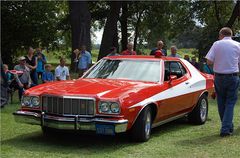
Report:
168,75,177,84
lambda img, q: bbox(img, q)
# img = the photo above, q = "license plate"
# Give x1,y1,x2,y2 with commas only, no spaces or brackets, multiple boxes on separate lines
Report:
96,124,115,135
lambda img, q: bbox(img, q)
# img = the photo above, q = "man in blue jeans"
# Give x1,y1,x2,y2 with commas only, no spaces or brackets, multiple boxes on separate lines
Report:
206,27,240,137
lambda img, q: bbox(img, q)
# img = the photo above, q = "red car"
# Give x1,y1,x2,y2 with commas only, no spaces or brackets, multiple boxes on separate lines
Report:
13,55,214,142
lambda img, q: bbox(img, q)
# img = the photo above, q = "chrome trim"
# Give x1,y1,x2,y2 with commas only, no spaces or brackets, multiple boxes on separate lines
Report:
62,96,96,100
13,111,128,133
152,112,188,128
42,95,96,117
95,114,124,118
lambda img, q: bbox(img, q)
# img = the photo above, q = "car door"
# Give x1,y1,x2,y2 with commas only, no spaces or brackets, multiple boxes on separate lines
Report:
157,60,193,120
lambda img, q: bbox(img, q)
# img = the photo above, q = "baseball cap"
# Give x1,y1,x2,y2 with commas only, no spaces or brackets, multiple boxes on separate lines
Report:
18,56,26,61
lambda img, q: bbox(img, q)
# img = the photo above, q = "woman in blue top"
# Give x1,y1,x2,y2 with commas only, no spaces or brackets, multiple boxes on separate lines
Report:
36,48,47,80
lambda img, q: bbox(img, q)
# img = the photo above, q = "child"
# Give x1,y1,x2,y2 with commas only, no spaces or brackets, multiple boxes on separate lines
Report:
3,64,15,84
42,64,54,83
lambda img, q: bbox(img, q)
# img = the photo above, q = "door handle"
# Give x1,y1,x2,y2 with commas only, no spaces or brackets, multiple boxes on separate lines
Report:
185,82,189,85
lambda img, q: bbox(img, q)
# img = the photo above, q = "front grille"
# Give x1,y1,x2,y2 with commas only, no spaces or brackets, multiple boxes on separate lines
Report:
42,96,95,116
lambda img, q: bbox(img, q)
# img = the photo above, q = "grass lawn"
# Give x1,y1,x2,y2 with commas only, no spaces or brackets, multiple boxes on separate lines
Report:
1,92,240,158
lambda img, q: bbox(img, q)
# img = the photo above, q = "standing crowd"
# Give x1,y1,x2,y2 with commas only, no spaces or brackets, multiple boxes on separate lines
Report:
1,40,220,101
2,46,90,101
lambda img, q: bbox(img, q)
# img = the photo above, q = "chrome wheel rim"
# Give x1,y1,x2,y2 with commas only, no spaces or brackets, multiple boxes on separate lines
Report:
200,99,207,121
145,111,151,138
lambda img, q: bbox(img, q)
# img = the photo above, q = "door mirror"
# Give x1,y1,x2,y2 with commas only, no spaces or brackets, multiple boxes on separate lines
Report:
168,75,177,84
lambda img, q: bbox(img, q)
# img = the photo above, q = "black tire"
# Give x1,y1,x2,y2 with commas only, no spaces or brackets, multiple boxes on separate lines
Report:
188,94,208,125
130,106,152,142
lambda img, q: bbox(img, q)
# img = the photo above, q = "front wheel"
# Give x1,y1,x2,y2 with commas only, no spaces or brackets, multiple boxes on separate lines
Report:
188,94,208,125
130,106,152,142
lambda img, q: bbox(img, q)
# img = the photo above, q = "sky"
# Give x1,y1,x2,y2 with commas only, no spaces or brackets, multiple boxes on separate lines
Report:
93,29,103,44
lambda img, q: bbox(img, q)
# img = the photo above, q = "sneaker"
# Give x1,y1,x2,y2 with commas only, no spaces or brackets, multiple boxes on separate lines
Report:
220,132,233,137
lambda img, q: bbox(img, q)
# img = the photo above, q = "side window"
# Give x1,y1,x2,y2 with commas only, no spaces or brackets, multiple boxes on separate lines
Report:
178,62,187,75
164,62,170,81
164,61,187,80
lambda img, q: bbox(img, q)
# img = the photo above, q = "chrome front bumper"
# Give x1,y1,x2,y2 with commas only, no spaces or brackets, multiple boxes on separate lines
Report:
13,111,128,134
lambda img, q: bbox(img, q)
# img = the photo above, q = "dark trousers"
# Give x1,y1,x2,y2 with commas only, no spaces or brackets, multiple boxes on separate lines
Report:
214,75,239,134
30,71,38,85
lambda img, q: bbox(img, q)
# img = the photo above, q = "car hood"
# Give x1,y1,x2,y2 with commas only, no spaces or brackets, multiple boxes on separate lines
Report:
25,78,159,99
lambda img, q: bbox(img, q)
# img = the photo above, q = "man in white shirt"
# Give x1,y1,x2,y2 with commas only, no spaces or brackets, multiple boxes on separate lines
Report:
206,27,240,137
55,57,70,81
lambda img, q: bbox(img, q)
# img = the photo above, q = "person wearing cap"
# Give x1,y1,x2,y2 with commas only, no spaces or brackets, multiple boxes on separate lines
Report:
168,46,181,58
121,43,137,55
150,40,167,56
107,47,120,56
206,27,240,137
14,56,33,101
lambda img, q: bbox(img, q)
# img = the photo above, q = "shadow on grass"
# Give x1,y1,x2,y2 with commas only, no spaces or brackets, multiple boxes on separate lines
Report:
1,130,134,154
1,118,192,154
176,126,240,147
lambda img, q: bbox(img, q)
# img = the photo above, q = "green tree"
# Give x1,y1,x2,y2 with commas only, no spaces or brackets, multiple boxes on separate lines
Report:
191,1,240,58
98,1,122,60
1,1,64,66
69,1,91,70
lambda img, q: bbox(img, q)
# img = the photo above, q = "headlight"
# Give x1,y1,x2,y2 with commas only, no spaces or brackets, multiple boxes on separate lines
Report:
21,96,40,107
99,101,120,114
110,103,120,113
31,96,40,106
21,96,31,106
99,102,110,113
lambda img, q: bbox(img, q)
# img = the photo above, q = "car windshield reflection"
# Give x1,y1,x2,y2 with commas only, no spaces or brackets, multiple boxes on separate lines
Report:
83,59,161,82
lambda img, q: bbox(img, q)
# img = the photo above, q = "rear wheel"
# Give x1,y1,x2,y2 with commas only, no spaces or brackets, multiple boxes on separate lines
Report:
130,106,152,142
188,94,208,125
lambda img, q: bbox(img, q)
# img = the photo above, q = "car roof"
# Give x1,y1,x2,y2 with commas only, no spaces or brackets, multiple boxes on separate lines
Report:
103,55,180,61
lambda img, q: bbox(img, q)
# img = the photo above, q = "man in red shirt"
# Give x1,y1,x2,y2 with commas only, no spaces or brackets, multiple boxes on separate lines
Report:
121,43,137,55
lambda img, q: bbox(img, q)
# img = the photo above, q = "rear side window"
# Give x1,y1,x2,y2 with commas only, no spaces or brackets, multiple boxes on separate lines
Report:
164,61,187,81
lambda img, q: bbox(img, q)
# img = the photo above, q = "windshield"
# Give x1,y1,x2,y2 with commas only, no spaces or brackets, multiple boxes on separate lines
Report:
83,59,161,82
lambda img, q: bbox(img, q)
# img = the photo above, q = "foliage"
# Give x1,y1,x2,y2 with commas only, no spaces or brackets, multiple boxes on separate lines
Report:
1,1,66,65
190,1,239,58
1,1,239,64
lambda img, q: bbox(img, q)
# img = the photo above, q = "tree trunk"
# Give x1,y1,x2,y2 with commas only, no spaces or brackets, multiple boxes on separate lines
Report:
213,1,223,29
120,2,128,52
225,1,240,28
69,1,91,71
98,1,122,60
133,11,143,52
